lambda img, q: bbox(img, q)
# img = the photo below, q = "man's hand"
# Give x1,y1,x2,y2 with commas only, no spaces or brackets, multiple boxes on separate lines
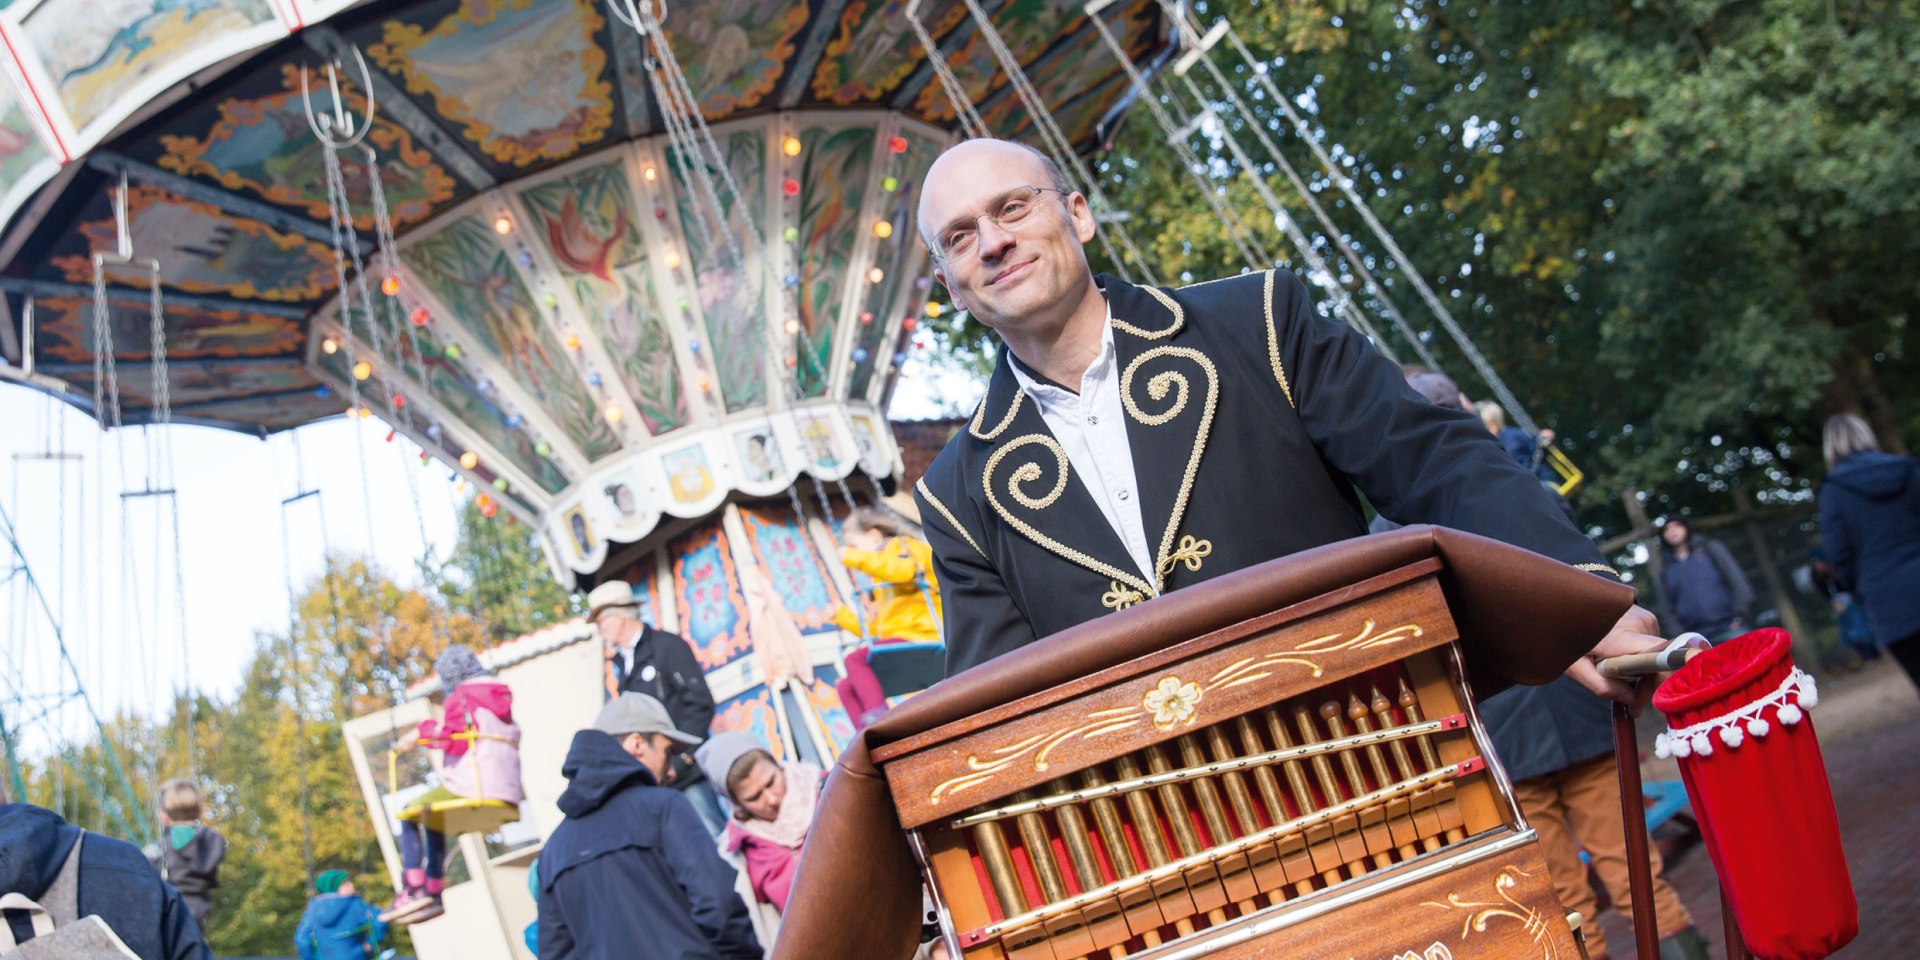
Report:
1565,604,1666,711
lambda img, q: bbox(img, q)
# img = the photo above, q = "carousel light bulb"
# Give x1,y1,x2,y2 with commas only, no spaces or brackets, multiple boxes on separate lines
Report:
852,347,869,363
859,311,874,324
925,301,942,317
889,136,909,154
783,226,799,243
882,176,899,193
476,378,491,394
873,220,893,239
535,441,552,457
352,361,372,381
381,276,400,296
507,414,525,429
784,319,800,334
782,178,800,197
565,333,582,350
411,307,430,327
666,251,682,269
903,316,918,331
604,403,623,424
475,493,491,508
481,502,498,519
493,215,513,234
543,292,559,308
516,250,534,267
459,451,479,469
784,354,797,368
445,344,462,358
314,385,331,398
493,478,508,492
391,394,406,408
867,267,885,284
643,164,657,181
321,337,339,354
782,135,802,157
588,372,603,387
697,376,711,392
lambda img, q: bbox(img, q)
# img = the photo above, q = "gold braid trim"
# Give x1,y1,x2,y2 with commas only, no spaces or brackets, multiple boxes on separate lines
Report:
915,477,986,560
1112,284,1185,340
1120,346,1220,593
983,434,1157,603
969,387,1025,440
1575,562,1624,579
1263,270,1296,408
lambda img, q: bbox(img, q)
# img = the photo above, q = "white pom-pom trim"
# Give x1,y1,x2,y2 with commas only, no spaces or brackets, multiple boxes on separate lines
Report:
1660,668,1816,760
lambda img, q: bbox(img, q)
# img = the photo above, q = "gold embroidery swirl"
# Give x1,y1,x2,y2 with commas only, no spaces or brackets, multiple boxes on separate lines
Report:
1159,535,1213,576
984,435,1157,602
1263,270,1297,408
915,478,986,560
969,388,1025,441
1121,346,1221,593
1102,581,1147,610
1574,562,1623,579
1112,284,1186,340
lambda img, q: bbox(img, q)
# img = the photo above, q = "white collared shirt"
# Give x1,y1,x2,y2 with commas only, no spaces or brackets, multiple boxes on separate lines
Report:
1007,308,1156,583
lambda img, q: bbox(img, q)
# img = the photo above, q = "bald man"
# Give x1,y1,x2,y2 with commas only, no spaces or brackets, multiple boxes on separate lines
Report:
910,138,1663,697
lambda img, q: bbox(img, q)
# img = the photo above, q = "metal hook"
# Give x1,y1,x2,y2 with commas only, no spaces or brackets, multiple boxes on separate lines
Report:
606,0,669,34
21,296,35,377
111,169,131,262
299,44,377,150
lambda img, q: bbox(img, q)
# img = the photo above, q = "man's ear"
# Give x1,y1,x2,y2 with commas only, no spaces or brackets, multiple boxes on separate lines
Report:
934,269,966,313
1068,192,1098,244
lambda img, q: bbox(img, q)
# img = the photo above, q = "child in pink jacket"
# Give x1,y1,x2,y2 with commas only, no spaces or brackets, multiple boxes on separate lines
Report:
694,732,823,912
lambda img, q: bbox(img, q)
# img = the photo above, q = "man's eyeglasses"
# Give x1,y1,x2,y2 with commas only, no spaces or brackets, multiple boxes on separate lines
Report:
930,185,1071,264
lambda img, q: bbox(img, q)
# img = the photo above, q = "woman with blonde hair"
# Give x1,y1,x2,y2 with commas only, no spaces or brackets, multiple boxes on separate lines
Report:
1817,413,1920,687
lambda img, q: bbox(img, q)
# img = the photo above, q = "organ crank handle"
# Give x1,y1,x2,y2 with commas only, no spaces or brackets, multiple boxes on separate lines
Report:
1596,633,1708,680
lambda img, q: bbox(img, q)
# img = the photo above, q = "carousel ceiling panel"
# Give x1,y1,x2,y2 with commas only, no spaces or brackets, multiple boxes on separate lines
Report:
66,361,337,427
661,0,809,118
354,0,623,176
35,181,338,303
665,126,766,415
0,79,56,225
400,214,625,463
513,157,690,437
123,63,472,231
807,0,969,105
28,291,302,365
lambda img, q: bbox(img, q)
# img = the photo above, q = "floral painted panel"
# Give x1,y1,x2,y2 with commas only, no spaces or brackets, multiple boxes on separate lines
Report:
911,0,1083,122
155,64,456,230
808,0,967,104
670,519,751,670
402,215,622,461
712,685,785,761
49,185,335,302
518,160,687,435
667,127,765,413
29,294,301,364
738,502,843,633
0,79,50,198
367,0,614,167
663,0,807,117
20,0,278,132
790,124,873,397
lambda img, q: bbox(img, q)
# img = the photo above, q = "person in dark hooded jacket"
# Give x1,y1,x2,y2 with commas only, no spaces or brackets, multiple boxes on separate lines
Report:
293,870,387,960
0,795,210,960
535,693,759,960
1818,413,1920,687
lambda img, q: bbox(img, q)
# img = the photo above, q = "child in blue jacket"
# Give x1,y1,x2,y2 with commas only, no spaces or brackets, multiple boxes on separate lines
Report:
295,870,388,960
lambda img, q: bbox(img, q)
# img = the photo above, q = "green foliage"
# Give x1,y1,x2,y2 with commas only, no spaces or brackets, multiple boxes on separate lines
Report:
440,502,579,643
925,0,1920,540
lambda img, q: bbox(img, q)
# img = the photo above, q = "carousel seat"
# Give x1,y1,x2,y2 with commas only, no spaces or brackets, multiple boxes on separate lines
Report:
401,796,521,835
865,641,945,698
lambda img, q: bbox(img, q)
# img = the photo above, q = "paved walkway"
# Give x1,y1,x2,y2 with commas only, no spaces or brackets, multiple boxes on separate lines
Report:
1591,656,1919,958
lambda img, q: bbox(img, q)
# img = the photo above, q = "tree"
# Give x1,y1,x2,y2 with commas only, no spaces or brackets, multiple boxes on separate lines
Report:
440,502,580,643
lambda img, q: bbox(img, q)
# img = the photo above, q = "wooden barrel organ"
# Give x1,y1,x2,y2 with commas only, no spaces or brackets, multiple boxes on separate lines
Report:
870,559,1585,960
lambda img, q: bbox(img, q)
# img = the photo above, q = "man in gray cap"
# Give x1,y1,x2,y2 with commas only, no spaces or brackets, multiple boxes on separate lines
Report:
584,580,721,832
535,693,760,960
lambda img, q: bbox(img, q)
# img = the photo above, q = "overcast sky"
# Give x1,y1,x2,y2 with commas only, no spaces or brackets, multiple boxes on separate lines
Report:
0,350,980,753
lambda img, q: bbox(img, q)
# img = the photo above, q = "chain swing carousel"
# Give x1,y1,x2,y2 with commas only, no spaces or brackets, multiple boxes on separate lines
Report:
0,0,1175,955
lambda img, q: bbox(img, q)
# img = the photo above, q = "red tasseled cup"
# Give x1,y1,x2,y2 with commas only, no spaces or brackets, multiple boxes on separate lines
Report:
1652,628,1857,960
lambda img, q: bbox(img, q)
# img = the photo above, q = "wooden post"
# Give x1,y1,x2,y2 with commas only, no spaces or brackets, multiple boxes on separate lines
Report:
1731,486,1817,662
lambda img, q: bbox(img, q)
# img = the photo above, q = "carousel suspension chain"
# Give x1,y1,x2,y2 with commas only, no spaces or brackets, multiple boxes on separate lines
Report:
904,8,989,139
142,256,198,776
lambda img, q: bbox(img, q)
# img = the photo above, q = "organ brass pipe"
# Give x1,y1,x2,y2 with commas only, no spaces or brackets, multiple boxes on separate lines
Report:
1373,684,1443,853
1208,723,1288,907
1011,789,1098,959
1115,753,1196,938
1177,734,1258,913
1236,714,1315,897
1350,690,1420,861
1321,700,1395,871
1051,779,1129,958
973,818,1028,918
1294,704,1371,877
1081,768,1165,948
1145,744,1228,926
1263,708,1344,886
1400,677,1467,844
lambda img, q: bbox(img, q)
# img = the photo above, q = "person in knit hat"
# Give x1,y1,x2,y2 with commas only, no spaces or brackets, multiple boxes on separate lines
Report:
383,645,523,924
694,731,826,913
294,870,387,960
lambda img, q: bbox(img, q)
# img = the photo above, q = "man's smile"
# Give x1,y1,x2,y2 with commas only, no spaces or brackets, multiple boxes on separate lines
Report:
987,258,1035,286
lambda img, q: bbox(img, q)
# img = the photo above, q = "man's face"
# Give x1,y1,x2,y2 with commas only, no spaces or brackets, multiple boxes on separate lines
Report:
1662,522,1689,547
595,608,641,652
920,142,1098,334
622,732,676,783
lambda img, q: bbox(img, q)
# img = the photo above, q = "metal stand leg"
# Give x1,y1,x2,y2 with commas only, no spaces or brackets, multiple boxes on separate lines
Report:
1721,884,1750,960
1613,700,1661,958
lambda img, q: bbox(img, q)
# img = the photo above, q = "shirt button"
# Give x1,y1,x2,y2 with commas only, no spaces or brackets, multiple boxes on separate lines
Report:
1117,489,1130,500
1087,415,1099,425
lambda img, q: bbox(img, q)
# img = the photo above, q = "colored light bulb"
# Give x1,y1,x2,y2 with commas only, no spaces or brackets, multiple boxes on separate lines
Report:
535,442,552,457
782,178,800,197
352,361,372,380
782,136,802,157
873,221,893,239
493,478,508,492
381,276,400,296
867,267,884,283
493,215,512,234
882,176,899,192
322,337,338,354
459,451,479,469
889,136,908,154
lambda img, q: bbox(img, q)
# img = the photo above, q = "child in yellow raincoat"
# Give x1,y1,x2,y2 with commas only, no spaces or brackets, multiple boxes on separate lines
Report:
832,505,941,728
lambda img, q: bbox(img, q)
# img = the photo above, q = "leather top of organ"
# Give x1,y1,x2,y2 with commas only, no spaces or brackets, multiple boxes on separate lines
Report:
770,525,1634,960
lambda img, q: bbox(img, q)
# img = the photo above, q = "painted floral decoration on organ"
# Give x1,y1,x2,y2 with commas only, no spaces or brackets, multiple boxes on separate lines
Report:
1654,667,1818,759
1143,676,1203,730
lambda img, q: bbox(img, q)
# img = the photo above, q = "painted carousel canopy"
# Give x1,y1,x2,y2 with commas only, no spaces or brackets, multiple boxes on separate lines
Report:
0,0,1172,573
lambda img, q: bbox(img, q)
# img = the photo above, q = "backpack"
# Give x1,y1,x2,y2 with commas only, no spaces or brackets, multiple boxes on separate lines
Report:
0,834,142,960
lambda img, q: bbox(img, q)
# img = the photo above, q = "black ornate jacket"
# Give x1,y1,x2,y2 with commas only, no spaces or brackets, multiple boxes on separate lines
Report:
914,270,1617,674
